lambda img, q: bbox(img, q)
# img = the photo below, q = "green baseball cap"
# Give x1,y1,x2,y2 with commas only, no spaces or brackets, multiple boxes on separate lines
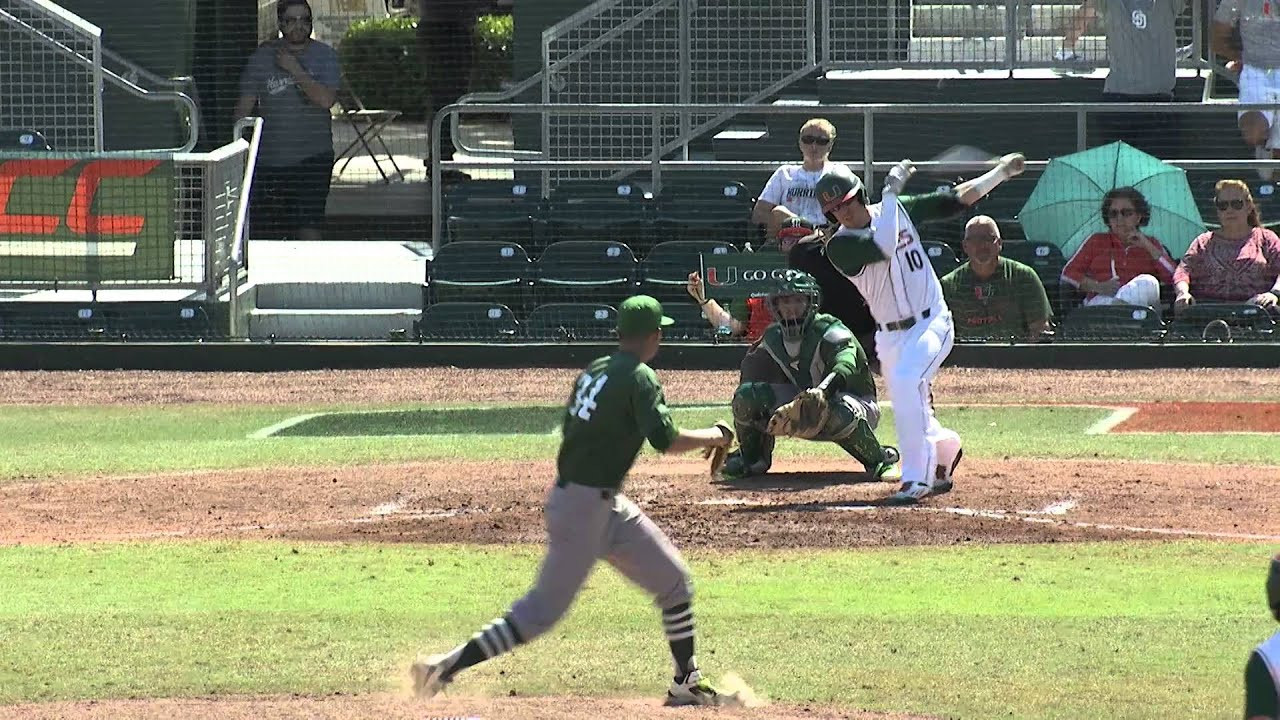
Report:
616,295,675,337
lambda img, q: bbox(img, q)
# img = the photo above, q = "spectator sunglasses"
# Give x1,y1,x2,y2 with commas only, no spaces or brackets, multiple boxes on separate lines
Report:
1215,198,1246,211
800,135,831,146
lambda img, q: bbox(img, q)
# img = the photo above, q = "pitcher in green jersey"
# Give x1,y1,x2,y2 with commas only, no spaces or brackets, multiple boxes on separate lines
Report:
409,295,744,707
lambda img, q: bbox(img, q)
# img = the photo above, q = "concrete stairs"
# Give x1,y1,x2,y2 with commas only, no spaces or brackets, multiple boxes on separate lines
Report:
245,241,428,341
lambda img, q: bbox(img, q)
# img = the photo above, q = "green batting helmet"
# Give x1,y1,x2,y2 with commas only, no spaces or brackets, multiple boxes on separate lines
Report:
767,269,822,340
816,170,867,224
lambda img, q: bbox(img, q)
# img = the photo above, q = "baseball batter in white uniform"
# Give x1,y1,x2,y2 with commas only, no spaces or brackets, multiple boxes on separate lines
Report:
812,155,1026,503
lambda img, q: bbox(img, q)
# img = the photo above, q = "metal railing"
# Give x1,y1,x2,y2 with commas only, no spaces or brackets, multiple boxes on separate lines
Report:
0,0,103,152
431,100,1280,253
453,0,1218,167
0,0,200,154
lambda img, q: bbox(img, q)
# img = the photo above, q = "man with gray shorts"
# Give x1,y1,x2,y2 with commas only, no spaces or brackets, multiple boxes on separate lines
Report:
410,295,738,707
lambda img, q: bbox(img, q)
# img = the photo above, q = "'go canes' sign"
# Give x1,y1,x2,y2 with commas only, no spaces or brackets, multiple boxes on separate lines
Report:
0,157,175,282
700,251,790,300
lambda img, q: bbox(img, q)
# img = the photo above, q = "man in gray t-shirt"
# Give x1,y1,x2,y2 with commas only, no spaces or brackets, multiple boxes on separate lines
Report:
1057,0,1188,157
234,0,340,240
1213,0,1280,178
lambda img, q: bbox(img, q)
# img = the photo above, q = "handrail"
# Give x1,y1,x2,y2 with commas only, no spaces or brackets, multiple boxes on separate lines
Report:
0,2,199,153
227,117,264,340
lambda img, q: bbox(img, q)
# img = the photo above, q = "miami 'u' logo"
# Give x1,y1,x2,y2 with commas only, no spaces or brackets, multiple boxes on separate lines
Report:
706,266,737,286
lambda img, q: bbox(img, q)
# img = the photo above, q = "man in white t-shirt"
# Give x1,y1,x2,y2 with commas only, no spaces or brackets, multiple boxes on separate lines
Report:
751,118,854,237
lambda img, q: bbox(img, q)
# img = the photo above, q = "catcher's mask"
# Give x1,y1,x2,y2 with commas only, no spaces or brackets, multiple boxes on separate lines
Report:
816,170,866,225
767,270,822,340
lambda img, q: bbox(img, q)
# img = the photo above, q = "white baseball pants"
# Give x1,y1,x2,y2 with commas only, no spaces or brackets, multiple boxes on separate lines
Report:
1083,274,1161,310
877,308,962,488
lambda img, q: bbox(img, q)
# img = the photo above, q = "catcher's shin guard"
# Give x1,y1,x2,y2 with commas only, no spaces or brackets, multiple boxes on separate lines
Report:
722,432,774,480
820,395,889,474
725,382,780,479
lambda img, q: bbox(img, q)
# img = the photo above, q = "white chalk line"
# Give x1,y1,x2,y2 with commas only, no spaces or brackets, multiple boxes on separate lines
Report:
1084,407,1138,435
695,496,1280,542
248,413,325,439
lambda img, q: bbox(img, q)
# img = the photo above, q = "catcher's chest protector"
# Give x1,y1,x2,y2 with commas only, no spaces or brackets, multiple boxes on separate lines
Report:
758,315,841,389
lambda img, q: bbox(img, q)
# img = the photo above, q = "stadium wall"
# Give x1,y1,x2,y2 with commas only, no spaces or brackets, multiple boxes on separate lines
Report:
0,342,1276,371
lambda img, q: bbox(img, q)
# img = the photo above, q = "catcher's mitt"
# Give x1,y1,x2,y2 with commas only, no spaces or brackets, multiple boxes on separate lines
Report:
704,421,734,478
766,388,831,439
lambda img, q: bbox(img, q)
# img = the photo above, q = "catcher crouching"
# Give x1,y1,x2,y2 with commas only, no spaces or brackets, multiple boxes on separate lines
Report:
721,270,901,482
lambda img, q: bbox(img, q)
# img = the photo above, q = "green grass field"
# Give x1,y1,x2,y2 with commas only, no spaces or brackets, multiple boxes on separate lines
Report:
2,401,1276,719
0,404,1273,481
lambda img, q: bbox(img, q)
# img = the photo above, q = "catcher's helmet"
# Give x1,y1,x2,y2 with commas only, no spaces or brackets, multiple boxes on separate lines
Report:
767,269,822,340
816,170,866,224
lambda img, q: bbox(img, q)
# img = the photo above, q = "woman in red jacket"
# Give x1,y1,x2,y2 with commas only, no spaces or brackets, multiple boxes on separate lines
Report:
1060,187,1178,313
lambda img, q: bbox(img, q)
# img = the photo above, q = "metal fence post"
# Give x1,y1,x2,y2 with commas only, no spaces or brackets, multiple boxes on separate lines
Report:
652,110,663,195
431,108,445,255
863,107,875,192
1004,1,1017,76
678,0,691,161
1076,108,1087,152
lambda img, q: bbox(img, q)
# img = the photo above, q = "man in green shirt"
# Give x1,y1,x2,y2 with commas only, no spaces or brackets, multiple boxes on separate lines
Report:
1245,554,1280,720
409,295,741,707
940,215,1053,342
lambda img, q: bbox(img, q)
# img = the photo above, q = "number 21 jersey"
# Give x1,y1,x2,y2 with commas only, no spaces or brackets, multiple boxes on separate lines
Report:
557,351,679,491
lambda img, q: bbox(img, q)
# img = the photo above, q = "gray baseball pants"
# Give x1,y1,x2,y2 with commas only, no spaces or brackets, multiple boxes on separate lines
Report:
507,480,693,641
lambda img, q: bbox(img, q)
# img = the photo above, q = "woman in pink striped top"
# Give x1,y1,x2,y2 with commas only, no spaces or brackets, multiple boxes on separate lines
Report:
1174,179,1280,314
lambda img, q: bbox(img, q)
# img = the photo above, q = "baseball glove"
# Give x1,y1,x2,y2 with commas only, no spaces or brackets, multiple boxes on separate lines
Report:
766,388,831,439
704,421,734,478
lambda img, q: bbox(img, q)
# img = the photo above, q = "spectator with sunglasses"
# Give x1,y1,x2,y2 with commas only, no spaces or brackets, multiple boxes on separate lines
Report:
1062,186,1178,313
1174,179,1280,313
235,0,340,241
750,119,853,238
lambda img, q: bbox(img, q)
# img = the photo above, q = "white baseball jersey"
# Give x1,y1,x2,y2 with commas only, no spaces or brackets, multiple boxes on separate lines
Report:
828,192,948,325
758,161,855,226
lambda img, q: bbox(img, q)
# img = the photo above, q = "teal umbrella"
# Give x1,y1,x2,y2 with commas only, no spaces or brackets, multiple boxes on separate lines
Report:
1017,141,1206,259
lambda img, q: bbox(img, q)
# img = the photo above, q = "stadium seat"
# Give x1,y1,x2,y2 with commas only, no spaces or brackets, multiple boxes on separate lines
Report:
1169,303,1277,341
922,240,960,276
653,179,755,247
639,240,739,303
1056,304,1166,342
428,240,531,309
543,181,654,255
533,240,638,304
418,302,520,341
525,302,618,341
442,181,543,249
0,129,52,151
662,300,713,341
1002,240,1068,314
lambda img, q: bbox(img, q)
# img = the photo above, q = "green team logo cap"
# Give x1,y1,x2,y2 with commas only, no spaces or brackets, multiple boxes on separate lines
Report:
616,294,675,337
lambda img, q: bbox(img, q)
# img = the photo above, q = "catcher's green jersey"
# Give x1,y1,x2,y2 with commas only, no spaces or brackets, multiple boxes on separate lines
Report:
757,313,876,398
556,351,679,490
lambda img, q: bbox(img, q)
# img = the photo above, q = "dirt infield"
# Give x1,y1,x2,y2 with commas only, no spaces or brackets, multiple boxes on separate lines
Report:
2,367,1278,719
1115,402,1280,432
